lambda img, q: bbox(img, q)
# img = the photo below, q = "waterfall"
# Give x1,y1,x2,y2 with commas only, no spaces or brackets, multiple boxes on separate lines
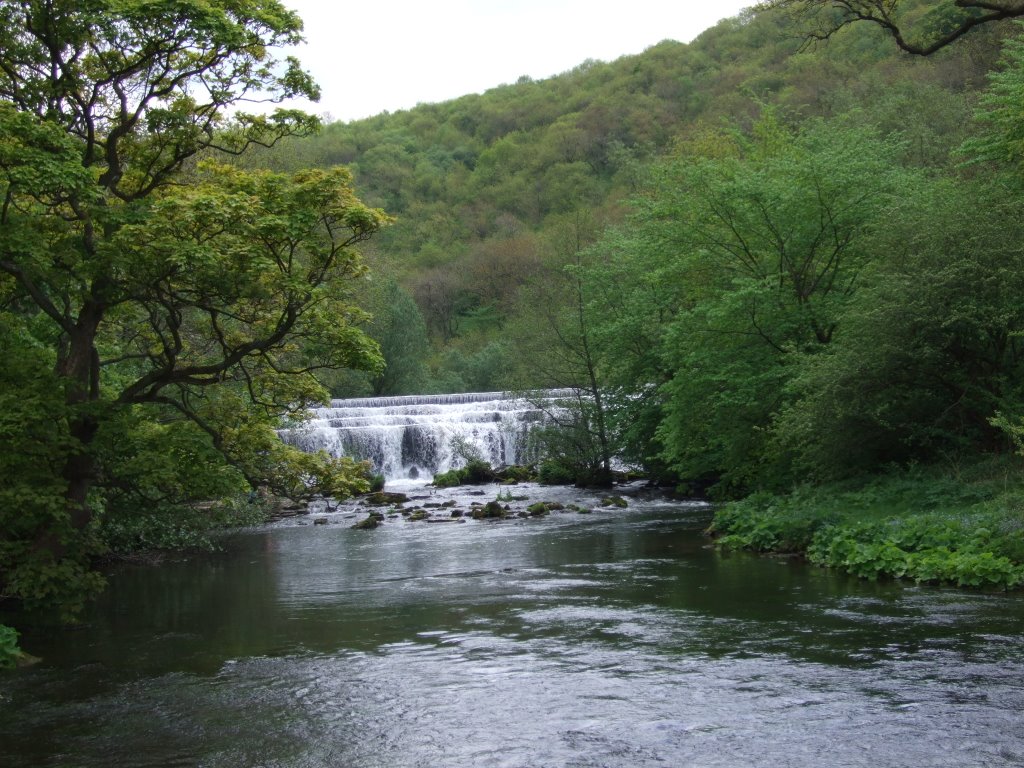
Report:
280,389,576,481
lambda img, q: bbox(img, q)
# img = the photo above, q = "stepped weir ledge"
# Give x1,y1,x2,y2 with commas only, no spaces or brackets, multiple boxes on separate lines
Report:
279,390,576,481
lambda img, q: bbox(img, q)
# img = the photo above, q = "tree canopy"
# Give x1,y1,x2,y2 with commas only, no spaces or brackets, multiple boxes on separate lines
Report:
0,0,387,617
756,0,1024,54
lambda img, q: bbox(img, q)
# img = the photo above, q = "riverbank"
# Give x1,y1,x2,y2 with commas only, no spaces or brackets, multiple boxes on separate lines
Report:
708,460,1024,589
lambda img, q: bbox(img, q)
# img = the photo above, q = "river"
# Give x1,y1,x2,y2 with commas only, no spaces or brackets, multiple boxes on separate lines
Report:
2,482,1023,767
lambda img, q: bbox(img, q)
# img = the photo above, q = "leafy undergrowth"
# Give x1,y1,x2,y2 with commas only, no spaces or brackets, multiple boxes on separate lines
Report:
0,624,21,669
709,462,1024,589
99,494,273,555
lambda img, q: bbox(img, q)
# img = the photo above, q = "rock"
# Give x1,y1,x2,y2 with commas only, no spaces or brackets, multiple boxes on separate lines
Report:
313,517,329,525
363,491,409,506
352,516,380,530
472,501,506,519
450,510,463,518
600,495,628,508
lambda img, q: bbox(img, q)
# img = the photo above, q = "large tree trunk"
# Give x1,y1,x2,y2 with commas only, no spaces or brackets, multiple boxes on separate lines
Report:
56,307,104,534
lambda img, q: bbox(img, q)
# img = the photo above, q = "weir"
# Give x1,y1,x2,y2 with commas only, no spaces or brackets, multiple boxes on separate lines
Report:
280,389,576,481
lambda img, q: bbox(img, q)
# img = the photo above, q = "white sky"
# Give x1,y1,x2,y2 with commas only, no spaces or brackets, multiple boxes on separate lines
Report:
276,1,751,123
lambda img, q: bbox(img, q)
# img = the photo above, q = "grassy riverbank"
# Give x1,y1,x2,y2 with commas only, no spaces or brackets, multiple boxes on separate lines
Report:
708,460,1024,589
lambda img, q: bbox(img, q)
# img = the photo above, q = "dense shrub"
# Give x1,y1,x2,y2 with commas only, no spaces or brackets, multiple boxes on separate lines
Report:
710,466,1024,589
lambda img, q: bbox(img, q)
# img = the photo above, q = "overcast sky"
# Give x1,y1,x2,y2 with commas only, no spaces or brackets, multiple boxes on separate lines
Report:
276,1,752,123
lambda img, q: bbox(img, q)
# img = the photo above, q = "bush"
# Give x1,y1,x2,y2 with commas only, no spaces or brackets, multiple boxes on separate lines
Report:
462,458,495,483
710,468,1024,589
0,624,21,669
431,459,496,487
99,494,272,554
432,469,463,487
537,460,577,485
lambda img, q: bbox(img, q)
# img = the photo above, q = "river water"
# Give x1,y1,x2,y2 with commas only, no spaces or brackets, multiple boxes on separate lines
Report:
2,482,1023,767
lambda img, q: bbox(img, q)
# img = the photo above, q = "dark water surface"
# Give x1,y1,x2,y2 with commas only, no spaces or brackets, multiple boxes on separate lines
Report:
2,483,1023,767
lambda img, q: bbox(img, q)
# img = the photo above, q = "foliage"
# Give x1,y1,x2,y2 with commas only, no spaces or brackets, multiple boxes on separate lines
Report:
775,171,1024,477
591,115,912,493
99,495,272,554
0,624,21,669
712,465,1024,588
757,0,1024,55
431,470,463,488
245,0,1008,396
0,1,387,620
537,460,580,486
962,23,1024,169
0,313,106,619
431,458,495,487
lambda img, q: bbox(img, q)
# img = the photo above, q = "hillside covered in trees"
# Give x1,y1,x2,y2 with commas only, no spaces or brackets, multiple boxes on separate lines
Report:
4,0,1024,635
246,0,1024,485
244,1,1009,391
243,0,1024,586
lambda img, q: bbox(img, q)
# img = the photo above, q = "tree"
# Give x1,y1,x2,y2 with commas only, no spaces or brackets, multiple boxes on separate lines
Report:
0,1,388,615
758,0,1024,55
509,211,617,485
772,174,1024,477
962,28,1024,169
363,278,430,396
605,116,911,494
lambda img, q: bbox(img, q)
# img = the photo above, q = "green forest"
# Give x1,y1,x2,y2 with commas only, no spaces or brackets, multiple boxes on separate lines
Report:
4,0,1024,658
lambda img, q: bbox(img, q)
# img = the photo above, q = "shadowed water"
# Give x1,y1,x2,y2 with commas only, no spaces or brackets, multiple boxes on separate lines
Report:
2,483,1023,767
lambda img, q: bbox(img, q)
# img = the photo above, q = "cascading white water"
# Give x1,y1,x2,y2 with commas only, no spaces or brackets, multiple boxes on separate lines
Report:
280,390,576,481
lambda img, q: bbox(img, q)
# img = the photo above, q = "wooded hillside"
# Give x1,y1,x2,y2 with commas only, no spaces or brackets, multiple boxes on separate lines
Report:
244,1,1013,400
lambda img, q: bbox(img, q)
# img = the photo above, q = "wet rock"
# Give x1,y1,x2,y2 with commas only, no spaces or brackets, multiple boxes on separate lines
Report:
472,501,506,519
363,491,409,506
313,517,329,525
450,510,464,518
352,515,381,530
600,495,628,508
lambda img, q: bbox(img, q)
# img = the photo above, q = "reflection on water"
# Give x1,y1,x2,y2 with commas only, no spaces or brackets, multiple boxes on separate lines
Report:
2,483,1023,767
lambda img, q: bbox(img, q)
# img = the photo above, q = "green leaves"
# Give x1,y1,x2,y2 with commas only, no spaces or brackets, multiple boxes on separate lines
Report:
0,625,21,669
602,117,912,493
0,3,389,622
714,472,1024,589
962,27,1024,170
